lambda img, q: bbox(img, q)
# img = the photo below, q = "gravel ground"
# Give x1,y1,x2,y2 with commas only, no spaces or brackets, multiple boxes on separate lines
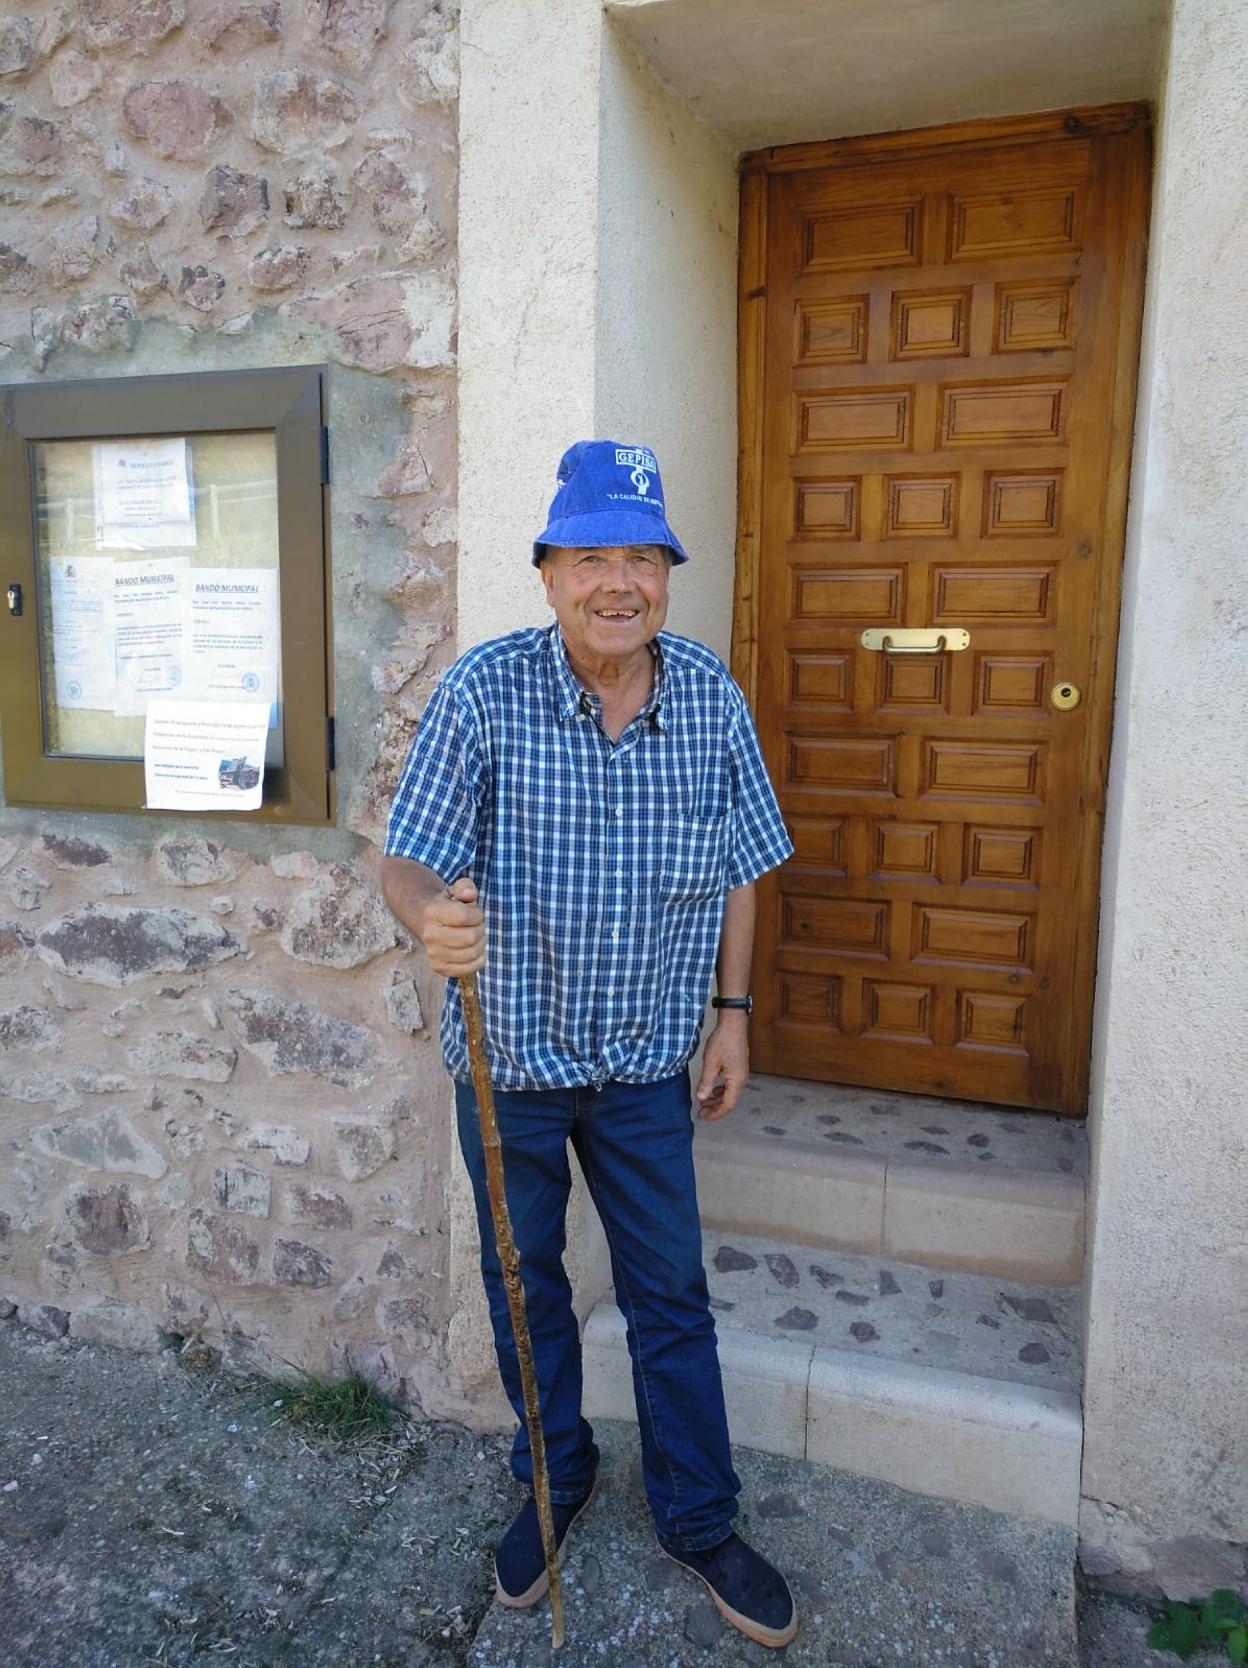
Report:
0,1316,1230,1668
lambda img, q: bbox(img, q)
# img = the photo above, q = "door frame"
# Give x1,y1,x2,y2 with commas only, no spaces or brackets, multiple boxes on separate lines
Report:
732,102,1152,1111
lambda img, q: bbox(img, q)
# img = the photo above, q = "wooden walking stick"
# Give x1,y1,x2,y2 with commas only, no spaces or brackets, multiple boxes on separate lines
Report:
459,970,566,1650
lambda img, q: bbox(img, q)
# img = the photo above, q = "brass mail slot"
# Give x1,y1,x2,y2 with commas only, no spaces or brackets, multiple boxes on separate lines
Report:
860,628,971,653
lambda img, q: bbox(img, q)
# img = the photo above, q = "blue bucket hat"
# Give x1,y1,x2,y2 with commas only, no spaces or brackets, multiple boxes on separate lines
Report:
532,439,689,566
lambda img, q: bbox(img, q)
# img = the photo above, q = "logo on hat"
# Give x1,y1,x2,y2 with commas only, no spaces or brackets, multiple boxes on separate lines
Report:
630,465,651,495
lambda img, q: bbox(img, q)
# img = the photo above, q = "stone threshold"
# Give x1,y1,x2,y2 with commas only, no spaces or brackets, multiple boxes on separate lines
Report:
584,1225,1084,1528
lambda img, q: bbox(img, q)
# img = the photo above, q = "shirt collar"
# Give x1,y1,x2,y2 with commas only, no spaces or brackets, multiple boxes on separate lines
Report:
548,624,670,732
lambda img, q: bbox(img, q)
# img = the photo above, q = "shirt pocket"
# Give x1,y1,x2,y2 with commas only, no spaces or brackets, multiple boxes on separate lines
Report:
659,811,729,906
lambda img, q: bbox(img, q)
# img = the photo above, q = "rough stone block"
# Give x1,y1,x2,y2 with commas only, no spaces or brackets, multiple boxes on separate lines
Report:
288,270,454,372
0,1004,59,1052
192,2,281,49
33,1108,166,1176
0,1072,81,1112
200,163,269,236
155,834,242,887
239,1122,310,1166
110,177,174,231
272,1237,332,1287
0,240,36,294
253,68,359,154
247,243,310,291
213,1164,271,1218
376,442,431,498
17,1301,70,1337
6,864,49,911
123,81,233,160
58,295,139,355
308,0,387,68
283,163,349,228
126,1029,237,1082
333,1119,395,1181
279,863,395,969
70,1299,174,1353
73,1067,132,1094
229,991,377,1087
0,17,36,78
176,263,226,311
48,48,101,108
0,923,31,967
384,968,425,1034
67,1182,151,1255
284,1184,352,1231
113,227,163,294
49,215,100,286
37,904,244,986
187,1207,262,1284
0,114,66,176
354,148,418,234
401,9,457,106
39,832,114,869
80,0,185,50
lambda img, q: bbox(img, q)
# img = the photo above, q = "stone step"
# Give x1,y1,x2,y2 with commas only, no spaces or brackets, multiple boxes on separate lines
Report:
469,1420,1081,1668
694,1074,1088,1285
584,1229,1083,1528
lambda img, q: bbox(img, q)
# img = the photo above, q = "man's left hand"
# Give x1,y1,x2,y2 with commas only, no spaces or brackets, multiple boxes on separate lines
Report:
695,1017,749,1121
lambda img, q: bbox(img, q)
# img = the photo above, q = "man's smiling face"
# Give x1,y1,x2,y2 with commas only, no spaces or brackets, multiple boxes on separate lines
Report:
541,544,671,668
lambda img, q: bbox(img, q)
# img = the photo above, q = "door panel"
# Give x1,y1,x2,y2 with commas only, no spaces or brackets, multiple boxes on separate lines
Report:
739,110,1150,1113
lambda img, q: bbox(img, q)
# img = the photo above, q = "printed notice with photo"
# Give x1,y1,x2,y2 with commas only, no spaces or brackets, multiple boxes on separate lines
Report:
144,698,269,812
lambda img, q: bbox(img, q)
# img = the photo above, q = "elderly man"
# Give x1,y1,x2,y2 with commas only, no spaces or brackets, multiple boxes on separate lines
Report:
380,440,797,1649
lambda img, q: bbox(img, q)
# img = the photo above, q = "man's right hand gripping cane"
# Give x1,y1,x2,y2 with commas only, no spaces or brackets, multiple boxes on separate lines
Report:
420,877,486,978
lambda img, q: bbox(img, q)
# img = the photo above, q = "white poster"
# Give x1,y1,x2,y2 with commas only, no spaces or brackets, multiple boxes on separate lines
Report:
48,557,117,710
113,557,190,716
186,567,279,709
95,438,197,551
144,699,269,812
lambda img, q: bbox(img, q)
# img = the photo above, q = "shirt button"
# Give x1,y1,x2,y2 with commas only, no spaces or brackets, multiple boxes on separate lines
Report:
615,807,623,818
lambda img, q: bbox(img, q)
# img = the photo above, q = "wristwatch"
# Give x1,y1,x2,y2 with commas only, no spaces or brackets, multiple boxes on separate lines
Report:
711,995,753,1015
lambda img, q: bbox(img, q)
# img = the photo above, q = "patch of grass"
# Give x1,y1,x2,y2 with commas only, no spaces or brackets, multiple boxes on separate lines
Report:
262,1369,399,1443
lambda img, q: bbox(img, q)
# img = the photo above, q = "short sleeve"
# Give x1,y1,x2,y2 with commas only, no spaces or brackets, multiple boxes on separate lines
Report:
725,684,793,888
384,677,484,880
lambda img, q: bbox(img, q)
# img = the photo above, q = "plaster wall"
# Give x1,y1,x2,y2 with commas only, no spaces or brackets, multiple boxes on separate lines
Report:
456,0,600,650
596,23,740,660
1079,0,1248,1590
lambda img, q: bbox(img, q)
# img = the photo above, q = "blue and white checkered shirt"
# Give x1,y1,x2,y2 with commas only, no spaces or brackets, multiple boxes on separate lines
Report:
385,624,793,1089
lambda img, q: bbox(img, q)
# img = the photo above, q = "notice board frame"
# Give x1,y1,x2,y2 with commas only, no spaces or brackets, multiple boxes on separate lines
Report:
0,364,333,824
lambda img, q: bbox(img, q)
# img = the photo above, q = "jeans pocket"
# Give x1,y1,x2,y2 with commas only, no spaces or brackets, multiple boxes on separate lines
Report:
660,813,728,905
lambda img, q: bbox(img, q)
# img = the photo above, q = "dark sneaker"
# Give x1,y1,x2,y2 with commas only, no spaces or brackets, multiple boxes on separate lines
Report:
494,1482,597,1608
660,1531,798,1648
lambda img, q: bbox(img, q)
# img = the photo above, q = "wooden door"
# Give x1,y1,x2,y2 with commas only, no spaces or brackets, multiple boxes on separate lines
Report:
736,108,1150,1113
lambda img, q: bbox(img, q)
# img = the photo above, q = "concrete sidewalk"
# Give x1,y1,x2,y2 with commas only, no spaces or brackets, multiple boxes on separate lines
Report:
0,1318,1221,1668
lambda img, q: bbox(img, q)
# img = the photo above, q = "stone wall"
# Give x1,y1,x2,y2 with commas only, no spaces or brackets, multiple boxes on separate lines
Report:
0,1,468,1417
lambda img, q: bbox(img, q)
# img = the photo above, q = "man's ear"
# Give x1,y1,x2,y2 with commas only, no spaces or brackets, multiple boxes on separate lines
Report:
539,553,557,607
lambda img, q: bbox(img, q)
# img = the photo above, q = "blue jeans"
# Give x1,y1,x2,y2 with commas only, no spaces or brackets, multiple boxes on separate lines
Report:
454,1070,740,1551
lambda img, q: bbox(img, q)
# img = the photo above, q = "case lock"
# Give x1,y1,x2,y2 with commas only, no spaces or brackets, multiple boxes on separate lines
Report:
1051,680,1082,711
